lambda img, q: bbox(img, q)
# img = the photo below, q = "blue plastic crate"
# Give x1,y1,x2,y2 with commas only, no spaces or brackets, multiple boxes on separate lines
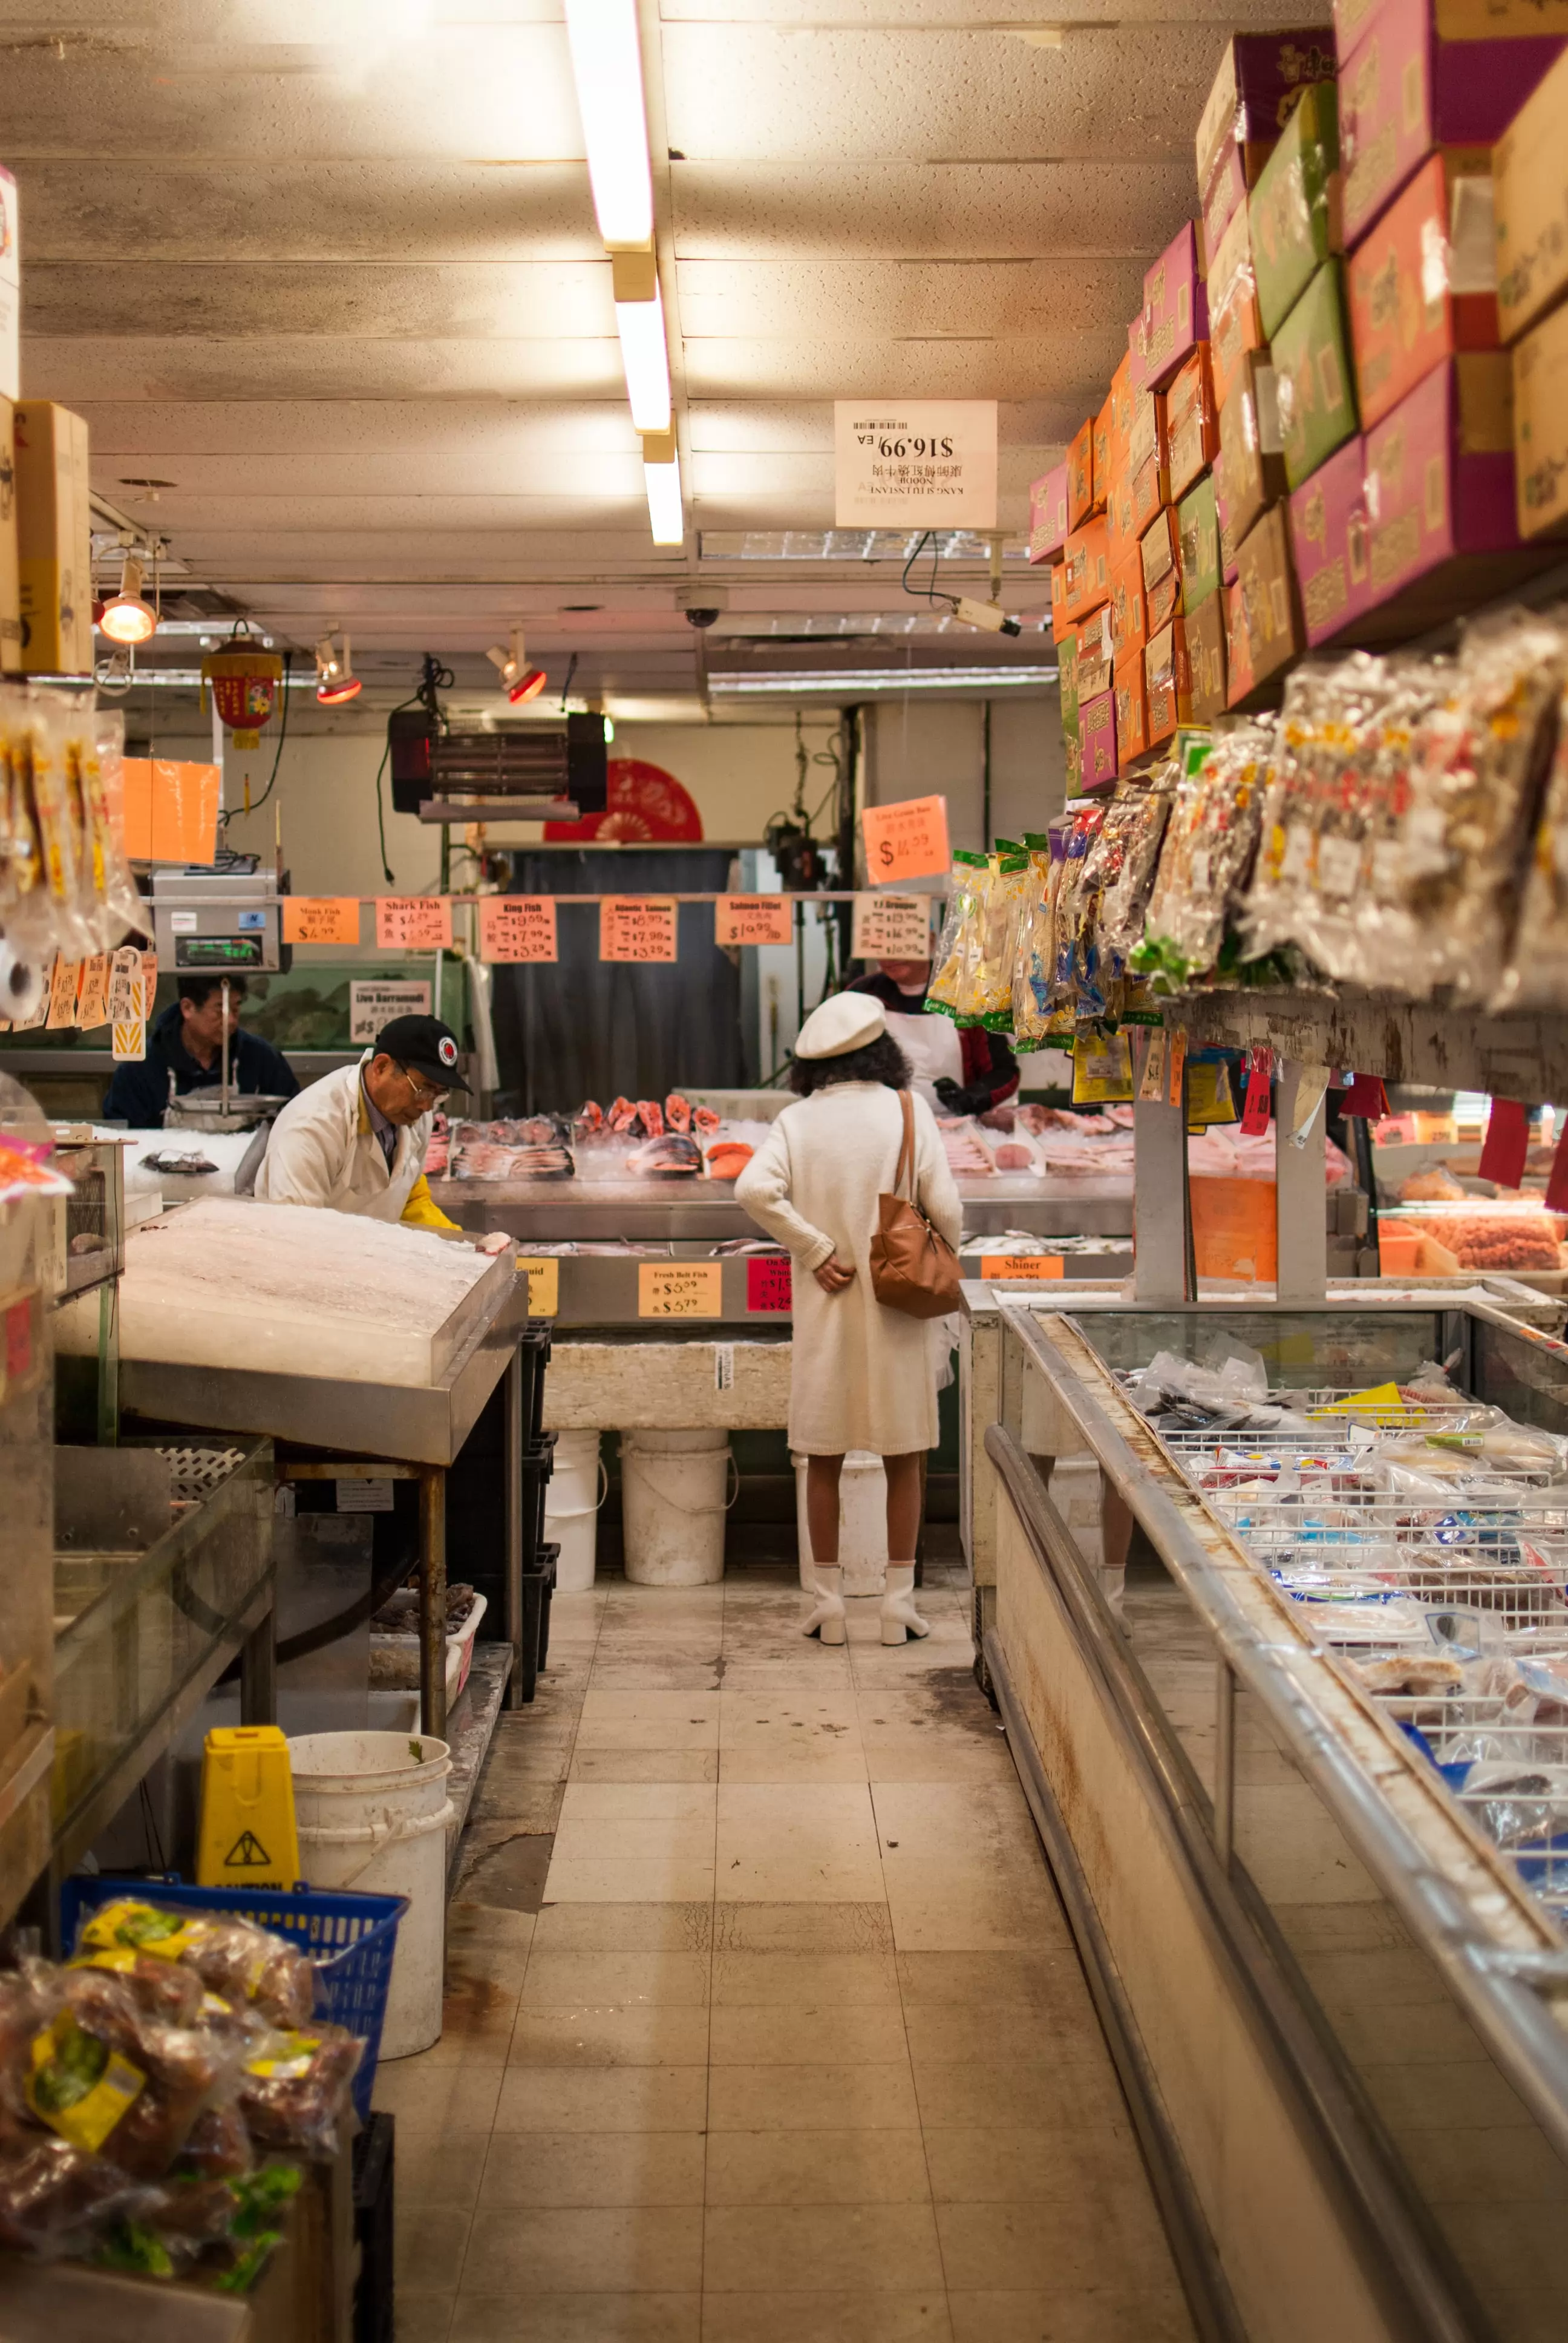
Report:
60,1873,408,2125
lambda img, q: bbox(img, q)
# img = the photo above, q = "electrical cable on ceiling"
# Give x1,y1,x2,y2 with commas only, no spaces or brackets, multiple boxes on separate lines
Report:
238,647,294,819
559,651,578,710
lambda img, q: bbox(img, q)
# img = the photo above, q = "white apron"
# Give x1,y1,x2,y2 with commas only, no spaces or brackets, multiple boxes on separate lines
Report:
883,1003,963,1109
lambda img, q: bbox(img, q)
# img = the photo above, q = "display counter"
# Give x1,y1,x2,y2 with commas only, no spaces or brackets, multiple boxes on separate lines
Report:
965,1285,1568,2342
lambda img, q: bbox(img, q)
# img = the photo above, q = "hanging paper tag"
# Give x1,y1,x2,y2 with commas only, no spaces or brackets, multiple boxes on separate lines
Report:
746,1256,792,1312
284,898,361,946
860,795,952,883
849,893,932,960
1289,1062,1332,1145
376,897,452,951
1137,1029,1168,1103
601,899,678,962
1240,1047,1273,1136
1477,1096,1530,1189
1166,1027,1187,1107
715,896,794,948
480,897,558,963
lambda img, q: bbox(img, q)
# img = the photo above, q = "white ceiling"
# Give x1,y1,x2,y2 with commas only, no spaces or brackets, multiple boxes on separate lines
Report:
0,0,1316,701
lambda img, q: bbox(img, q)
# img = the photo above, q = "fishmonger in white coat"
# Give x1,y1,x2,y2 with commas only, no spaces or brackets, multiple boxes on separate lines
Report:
256,1012,463,1230
736,992,961,1647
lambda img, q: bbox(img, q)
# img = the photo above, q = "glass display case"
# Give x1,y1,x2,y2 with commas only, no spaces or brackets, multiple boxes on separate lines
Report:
1377,1198,1568,1279
43,1125,126,1300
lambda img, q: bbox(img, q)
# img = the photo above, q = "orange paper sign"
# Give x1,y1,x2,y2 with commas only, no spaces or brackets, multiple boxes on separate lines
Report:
284,898,361,946
376,896,452,951
46,957,82,1029
980,1254,1065,1281
638,1262,724,1318
601,898,678,962
76,953,112,1030
861,795,951,883
714,896,794,948
119,759,222,865
480,897,558,963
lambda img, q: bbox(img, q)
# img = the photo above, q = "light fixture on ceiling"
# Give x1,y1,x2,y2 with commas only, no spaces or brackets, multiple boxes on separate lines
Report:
708,666,1059,696
614,272,671,434
642,433,684,548
562,0,655,248
486,629,548,703
99,552,159,645
315,629,362,704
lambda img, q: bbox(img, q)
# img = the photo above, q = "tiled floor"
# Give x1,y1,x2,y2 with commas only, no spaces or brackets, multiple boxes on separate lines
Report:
376,1565,1196,2342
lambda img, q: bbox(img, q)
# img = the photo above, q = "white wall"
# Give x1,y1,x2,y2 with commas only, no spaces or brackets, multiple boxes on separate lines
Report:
863,691,1065,855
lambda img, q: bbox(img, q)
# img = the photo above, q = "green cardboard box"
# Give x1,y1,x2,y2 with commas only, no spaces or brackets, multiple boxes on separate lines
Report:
1272,258,1359,493
1059,630,1081,787
1249,82,1341,342
1177,472,1221,610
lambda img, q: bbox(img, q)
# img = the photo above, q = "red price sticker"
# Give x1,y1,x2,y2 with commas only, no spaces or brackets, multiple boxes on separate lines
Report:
746,1256,792,1311
715,896,794,948
284,898,361,946
601,898,678,962
480,897,558,963
861,795,951,883
1240,1047,1273,1136
376,897,451,951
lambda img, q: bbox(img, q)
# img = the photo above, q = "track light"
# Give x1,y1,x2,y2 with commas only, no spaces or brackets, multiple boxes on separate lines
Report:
486,629,548,704
99,553,158,646
562,0,655,250
643,444,684,547
315,629,362,704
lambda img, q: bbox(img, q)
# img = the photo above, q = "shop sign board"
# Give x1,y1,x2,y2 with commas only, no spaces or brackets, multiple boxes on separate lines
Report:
284,899,361,946
834,401,998,529
850,893,931,961
980,1255,1064,1280
480,897,558,963
638,1262,724,1318
861,795,950,883
714,896,794,947
349,980,430,1045
601,898,678,962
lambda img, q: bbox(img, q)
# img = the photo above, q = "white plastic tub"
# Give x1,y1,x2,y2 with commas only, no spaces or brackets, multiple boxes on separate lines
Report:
793,1450,889,1596
289,1729,454,2060
620,1429,734,1585
546,1427,606,1593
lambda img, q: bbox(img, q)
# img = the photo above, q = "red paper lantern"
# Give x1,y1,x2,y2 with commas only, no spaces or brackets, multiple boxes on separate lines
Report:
201,644,284,752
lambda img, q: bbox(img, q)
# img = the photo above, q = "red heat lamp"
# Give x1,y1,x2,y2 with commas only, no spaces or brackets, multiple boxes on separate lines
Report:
315,629,362,704
487,629,547,704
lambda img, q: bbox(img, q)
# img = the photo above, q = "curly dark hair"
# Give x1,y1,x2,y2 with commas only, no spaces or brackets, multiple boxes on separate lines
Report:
788,1031,911,1096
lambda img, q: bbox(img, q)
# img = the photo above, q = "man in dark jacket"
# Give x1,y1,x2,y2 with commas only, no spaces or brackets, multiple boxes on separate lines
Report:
102,974,300,1126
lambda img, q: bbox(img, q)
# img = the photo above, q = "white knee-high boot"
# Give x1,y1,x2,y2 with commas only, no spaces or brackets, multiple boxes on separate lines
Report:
880,1564,929,1645
803,1564,846,1643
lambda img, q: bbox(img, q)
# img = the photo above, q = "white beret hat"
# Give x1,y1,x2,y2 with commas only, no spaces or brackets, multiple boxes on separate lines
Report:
794,992,886,1060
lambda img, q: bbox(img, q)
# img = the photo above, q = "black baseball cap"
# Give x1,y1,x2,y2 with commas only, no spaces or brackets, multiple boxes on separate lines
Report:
372,1014,469,1095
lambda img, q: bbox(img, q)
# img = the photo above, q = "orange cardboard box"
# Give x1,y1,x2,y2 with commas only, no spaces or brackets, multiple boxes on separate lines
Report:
1105,451,1137,556
1067,417,1098,528
1050,557,1071,641
1347,148,1498,433
1061,516,1111,622
1167,344,1220,501
1114,647,1151,771
1109,548,1149,660
1093,392,1114,512
1145,618,1192,744
1191,1175,1278,1282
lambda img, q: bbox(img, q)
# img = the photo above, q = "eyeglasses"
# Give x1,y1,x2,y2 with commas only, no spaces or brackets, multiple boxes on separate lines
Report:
398,1064,448,1107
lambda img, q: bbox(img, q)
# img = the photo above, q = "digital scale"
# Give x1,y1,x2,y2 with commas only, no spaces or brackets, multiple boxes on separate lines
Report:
149,861,290,973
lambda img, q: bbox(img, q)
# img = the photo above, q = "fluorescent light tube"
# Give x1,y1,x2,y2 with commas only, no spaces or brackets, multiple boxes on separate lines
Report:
615,281,671,432
644,452,684,546
563,0,655,249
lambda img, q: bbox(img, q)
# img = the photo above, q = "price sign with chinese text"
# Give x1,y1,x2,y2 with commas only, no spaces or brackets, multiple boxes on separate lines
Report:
861,796,950,883
849,893,931,961
834,401,998,529
980,1255,1063,1281
746,1256,792,1312
638,1262,724,1318
284,898,361,946
715,896,794,948
376,897,451,951
601,899,678,962
480,897,558,963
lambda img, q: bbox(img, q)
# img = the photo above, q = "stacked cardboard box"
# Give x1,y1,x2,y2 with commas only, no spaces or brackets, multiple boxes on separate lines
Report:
15,402,93,675
1496,47,1568,542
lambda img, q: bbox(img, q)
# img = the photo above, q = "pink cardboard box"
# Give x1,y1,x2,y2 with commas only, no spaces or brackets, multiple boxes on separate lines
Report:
1131,223,1210,395
1289,433,1372,644
1079,687,1119,790
1361,353,1519,621
1340,0,1566,243
1027,462,1071,565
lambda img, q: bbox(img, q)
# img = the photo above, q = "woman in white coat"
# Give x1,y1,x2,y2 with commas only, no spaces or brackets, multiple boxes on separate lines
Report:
735,993,962,1645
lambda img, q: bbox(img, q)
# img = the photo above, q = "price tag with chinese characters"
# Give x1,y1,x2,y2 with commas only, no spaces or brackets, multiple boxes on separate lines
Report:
76,954,112,1030
1240,1047,1273,1136
601,899,678,962
1137,1028,1167,1103
834,401,998,530
980,1255,1063,1281
1166,1027,1188,1107
714,896,794,948
746,1256,792,1312
638,1262,724,1318
861,796,951,884
849,894,931,960
284,898,361,946
515,1256,560,1316
107,946,144,1025
481,898,558,963
376,896,452,951
140,950,158,1017
46,957,82,1029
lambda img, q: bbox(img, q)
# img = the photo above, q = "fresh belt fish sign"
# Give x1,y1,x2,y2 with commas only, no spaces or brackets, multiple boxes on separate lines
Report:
834,401,998,530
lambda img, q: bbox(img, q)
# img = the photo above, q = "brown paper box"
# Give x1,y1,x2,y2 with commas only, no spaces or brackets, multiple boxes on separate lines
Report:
15,401,91,675
1514,295,1568,540
1232,502,1304,694
1187,591,1229,722
1215,352,1288,552
0,396,19,673
1495,48,1568,343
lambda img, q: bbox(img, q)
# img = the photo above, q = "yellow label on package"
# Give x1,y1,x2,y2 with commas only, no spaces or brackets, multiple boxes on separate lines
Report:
638,1262,724,1319
1310,1382,1408,1425
1071,1030,1134,1104
247,2032,321,2082
28,2016,145,2152
1184,1060,1236,1127
516,1256,560,1316
79,1898,205,1961
980,1255,1064,1281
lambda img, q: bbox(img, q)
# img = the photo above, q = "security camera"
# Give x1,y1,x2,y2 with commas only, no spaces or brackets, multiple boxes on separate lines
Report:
683,608,722,630
952,596,1023,637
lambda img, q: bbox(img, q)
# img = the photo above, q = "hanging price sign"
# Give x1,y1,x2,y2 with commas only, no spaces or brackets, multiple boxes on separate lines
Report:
861,796,951,883
980,1255,1064,1281
715,896,794,948
140,950,158,1017
480,897,558,963
112,1018,146,1062
850,893,932,960
46,958,82,1029
601,898,678,962
107,946,144,1025
1166,1027,1188,1108
284,898,361,946
515,1256,560,1316
834,400,998,529
1137,1028,1167,1103
746,1256,792,1312
76,954,112,1030
1240,1046,1273,1136
376,897,451,951
638,1262,724,1318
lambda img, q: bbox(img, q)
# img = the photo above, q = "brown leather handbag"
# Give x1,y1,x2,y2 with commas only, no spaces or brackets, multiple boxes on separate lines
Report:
869,1090,962,1319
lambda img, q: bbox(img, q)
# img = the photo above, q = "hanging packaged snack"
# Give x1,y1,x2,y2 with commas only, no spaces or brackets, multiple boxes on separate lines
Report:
13,687,93,957
973,850,1034,1030
1011,840,1058,1052
1498,670,1568,1012
1098,776,1175,971
0,685,44,936
1050,802,1106,1014
925,850,990,1023
78,708,144,952
1136,719,1273,986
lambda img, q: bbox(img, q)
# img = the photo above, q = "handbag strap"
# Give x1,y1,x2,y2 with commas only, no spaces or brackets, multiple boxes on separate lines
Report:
894,1088,916,1201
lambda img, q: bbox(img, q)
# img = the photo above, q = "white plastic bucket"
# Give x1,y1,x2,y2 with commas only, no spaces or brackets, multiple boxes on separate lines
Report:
794,1450,889,1596
546,1427,606,1594
288,1729,454,2061
620,1429,734,1585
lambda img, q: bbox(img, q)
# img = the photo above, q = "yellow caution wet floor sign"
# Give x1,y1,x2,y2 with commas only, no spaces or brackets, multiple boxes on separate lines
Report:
197,1726,300,1890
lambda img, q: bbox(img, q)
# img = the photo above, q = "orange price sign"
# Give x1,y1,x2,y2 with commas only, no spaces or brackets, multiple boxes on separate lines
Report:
480,897,558,963
376,896,452,951
284,898,361,946
76,953,113,1031
638,1262,723,1318
849,893,931,960
980,1254,1064,1281
861,794,951,883
601,897,678,962
714,895,794,948
46,957,82,1029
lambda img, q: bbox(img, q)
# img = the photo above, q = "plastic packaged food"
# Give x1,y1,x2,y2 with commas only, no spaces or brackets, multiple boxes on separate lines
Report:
1136,721,1272,986
1050,804,1106,1014
237,2023,362,2160
0,2135,155,2258
1010,842,1057,1052
20,1967,235,2180
975,850,1033,1029
926,851,989,1022
1392,1206,1566,1275
74,1899,316,2034
1097,778,1175,970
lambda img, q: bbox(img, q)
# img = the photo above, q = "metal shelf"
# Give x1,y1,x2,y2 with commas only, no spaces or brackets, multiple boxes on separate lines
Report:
1175,988,1568,1099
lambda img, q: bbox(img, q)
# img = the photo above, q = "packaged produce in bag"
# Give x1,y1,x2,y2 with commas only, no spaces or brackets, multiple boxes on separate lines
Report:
1097,775,1175,969
79,709,144,952
18,1964,240,2181
1496,665,1568,1012
925,850,988,1022
237,2022,362,2160
1011,842,1057,1051
975,849,1033,1030
16,688,96,959
0,686,45,936
1050,802,1105,1014
1136,721,1272,985
74,1898,317,2034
